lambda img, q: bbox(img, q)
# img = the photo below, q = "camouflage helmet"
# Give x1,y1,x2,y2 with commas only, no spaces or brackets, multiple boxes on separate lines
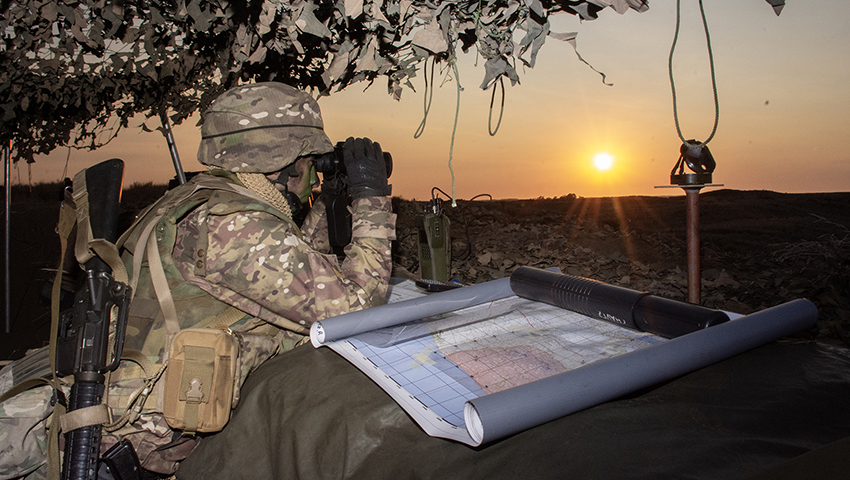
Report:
197,83,334,174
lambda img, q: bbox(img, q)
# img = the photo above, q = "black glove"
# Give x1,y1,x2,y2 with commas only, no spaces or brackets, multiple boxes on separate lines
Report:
342,137,390,199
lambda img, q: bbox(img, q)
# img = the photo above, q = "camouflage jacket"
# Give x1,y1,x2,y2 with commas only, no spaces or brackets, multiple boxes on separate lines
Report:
121,171,396,352
109,171,395,472
171,172,396,334
0,171,396,477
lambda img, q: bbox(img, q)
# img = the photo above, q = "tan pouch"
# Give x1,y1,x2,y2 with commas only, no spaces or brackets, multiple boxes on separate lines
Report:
162,328,238,433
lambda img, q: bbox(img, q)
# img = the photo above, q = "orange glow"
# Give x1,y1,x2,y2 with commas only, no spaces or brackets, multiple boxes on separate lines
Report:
593,153,614,171
18,4,850,199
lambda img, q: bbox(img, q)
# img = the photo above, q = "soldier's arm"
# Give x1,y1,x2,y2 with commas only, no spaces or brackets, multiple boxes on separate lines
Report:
340,197,396,306
299,196,331,254
186,202,395,332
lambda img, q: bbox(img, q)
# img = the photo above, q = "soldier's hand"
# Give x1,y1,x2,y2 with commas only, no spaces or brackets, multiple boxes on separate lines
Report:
342,137,389,198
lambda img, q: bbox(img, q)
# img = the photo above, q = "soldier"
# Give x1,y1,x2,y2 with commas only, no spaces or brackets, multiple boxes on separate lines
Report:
127,82,396,352
0,82,396,478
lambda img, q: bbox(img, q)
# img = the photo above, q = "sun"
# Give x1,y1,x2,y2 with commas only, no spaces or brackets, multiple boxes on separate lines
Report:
593,153,614,171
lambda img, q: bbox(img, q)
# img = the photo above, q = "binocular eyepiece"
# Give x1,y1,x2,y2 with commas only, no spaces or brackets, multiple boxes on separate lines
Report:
314,142,393,178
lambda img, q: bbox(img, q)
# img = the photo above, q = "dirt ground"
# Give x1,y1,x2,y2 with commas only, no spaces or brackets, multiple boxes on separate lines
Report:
2,184,849,361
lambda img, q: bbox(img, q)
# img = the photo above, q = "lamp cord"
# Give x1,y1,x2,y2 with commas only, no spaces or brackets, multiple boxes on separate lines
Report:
414,57,436,139
448,58,461,207
488,76,505,136
668,0,719,148
412,56,460,207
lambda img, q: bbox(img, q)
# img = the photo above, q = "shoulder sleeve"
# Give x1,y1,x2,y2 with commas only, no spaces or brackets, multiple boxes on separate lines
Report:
300,197,330,253
341,196,396,306
191,197,394,334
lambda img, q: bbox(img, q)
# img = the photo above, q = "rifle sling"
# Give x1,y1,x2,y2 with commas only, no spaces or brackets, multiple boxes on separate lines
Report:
89,238,128,285
0,377,51,404
146,230,180,336
59,404,110,432
47,192,77,480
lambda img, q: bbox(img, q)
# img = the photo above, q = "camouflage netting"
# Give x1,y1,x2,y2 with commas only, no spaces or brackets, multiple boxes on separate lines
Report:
1,0,788,163
0,0,649,161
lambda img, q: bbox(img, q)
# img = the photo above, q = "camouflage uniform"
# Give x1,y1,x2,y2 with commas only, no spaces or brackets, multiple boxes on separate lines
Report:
185,82,396,332
0,82,396,477
172,181,395,333
0,384,54,480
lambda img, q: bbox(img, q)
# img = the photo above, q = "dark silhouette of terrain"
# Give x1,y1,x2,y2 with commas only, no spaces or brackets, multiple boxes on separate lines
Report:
3,184,849,361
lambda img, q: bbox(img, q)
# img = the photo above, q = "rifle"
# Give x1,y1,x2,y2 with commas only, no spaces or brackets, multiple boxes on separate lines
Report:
54,159,136,480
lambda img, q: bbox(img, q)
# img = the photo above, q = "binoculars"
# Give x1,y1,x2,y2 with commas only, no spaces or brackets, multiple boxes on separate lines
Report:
314,141,393,178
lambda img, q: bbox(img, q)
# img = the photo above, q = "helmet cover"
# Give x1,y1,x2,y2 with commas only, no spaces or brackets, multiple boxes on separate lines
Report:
197,83,334,174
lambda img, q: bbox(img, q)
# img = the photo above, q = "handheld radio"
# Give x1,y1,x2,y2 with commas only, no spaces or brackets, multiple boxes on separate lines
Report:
416,197,451,283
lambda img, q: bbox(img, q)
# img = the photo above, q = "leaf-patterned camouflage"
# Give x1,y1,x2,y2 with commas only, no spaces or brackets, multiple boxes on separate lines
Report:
197,82,334,174
0,0,652,161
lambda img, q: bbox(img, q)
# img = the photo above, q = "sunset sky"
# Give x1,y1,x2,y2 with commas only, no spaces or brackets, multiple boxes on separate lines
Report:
11,0,850,201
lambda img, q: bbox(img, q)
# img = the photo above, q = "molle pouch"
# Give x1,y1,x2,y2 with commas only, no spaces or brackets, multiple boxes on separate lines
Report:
162,328,238,433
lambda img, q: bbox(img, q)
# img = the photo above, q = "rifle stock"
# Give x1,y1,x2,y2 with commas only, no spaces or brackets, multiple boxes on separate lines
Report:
55,159,134,480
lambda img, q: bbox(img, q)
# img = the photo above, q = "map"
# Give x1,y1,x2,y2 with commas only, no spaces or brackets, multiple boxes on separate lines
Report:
313,276,815,446
322,282,663,445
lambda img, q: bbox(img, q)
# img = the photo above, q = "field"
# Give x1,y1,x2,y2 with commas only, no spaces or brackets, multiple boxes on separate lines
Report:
2,183,849,360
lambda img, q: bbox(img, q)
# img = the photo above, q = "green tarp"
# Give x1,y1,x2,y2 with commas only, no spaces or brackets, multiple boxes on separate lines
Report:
177,341,850,479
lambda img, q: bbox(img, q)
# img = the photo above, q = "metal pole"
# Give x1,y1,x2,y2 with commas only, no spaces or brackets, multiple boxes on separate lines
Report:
684,186,703,304
160,112,186,185
4,140,11,334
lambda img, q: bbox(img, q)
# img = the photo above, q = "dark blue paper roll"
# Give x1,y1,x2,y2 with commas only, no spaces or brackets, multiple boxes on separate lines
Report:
509,266,729,338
